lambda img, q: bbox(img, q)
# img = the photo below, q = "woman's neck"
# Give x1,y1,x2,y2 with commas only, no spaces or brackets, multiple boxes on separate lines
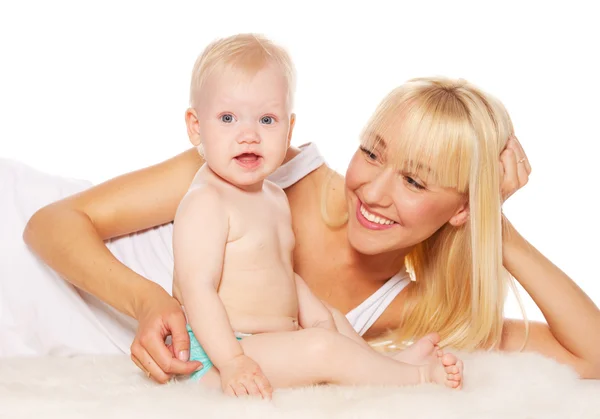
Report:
345,244,410,281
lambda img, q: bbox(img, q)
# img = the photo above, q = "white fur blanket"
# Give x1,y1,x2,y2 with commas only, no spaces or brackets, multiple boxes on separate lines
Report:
0,352,598,419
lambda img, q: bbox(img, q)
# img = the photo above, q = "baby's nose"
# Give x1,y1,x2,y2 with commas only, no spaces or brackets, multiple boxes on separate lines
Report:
237,125,260,144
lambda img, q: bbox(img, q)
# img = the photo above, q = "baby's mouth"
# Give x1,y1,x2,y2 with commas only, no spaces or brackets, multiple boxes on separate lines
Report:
234,152,263,169
235,153,261,163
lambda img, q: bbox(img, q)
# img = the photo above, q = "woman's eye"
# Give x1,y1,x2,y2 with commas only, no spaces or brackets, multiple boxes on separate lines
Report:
260,116,274,125
221,114,235,123
360,146,378,160
405,176,425,190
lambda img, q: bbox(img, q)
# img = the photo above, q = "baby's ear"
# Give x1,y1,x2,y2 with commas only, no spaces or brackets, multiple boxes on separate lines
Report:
185,108,201,146
287,113,296,148
449,201,470,227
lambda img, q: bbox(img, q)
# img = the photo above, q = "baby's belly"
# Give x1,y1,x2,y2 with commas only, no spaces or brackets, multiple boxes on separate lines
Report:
219,265,299,335
225,310,299,335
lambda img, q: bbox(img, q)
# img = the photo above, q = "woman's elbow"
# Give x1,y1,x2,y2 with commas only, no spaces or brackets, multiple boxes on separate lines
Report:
23,203,65,249
23,205,50,247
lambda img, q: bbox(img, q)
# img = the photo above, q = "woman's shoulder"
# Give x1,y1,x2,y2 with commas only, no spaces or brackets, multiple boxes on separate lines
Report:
270,143,329,190
284,154,346,220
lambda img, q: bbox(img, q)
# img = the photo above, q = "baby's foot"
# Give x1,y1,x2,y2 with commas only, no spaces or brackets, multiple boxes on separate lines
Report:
392,332,440,365
419,349,463,390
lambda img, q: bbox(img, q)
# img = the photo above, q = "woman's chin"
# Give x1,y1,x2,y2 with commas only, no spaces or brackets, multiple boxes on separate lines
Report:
347,230,391,256
347,224,417,257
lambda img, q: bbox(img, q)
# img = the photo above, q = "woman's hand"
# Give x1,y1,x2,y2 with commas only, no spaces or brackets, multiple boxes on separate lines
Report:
500,135,532,201
130,288,202,383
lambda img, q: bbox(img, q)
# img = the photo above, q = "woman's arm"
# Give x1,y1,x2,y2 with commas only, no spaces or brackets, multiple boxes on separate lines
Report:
500,219,600,378
23,147,204,381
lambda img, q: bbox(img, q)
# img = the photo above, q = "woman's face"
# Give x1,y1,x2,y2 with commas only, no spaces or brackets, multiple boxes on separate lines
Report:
344,132,469,256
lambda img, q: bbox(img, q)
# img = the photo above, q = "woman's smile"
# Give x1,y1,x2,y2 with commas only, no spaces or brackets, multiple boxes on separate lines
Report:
355,199,398,230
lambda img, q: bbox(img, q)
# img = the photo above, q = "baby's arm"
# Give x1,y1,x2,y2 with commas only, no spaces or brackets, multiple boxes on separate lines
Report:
294,274,337,330
296,275,379,351
173,186,271,398
174,186,240,366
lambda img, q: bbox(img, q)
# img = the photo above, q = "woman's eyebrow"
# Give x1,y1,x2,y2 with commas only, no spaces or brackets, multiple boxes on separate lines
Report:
402,161,436,179
371,133,388,150
375,134,387,150
368,132,435,175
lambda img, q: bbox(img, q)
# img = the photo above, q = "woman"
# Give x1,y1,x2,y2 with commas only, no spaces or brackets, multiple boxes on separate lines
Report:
16,77,600,383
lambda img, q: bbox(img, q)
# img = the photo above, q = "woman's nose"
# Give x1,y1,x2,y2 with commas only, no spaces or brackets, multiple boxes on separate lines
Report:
361,168,394,207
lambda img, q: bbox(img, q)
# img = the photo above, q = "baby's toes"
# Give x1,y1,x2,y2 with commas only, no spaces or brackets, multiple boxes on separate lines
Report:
445,364,459,375
443,374,459,389
452,361,464,389
447,373,461,382
441,353,457,367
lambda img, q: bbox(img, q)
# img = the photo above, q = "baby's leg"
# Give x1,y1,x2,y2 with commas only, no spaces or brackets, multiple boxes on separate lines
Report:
200,328,462,389
389,333,444,365
325,304,374,351
328,304,443,365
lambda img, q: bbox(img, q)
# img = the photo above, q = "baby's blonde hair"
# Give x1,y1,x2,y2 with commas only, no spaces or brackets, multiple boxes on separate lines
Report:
328,77,527,351
189,33,296,109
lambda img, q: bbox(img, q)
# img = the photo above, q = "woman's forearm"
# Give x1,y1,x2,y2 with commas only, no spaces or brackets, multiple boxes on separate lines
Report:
23,205,165,319
503,221,600,366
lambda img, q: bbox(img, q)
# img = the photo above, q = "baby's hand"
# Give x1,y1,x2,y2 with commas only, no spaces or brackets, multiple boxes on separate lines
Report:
219,354,273,400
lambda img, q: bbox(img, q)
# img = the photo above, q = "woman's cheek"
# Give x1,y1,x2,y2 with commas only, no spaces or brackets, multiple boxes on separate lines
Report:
395,195,438,226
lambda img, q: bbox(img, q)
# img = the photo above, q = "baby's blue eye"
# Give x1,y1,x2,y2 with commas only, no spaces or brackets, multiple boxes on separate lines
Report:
260,116,274,125
221,114,234,123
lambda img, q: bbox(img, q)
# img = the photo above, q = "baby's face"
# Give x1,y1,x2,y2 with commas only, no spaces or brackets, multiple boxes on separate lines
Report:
195,64,293,189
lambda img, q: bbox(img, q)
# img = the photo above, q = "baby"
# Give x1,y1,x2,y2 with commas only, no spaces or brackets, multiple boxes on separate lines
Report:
172,34,463,399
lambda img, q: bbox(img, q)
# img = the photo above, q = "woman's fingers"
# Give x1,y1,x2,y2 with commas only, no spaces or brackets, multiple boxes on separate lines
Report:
507,136,530,188
508,135,532,174
516,156,529,189
130,353,149,376
132,305,201,379
140,329,201,377
164,311,196,367
500,136,531,201
500,147,519,201
130,339,171,384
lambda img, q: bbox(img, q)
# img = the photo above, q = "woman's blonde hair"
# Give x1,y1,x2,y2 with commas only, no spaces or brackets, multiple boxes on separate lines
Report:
189,33,296,109
330,77,526,350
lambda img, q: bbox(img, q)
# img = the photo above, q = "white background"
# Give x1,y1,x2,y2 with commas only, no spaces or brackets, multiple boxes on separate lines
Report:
1,0,598,320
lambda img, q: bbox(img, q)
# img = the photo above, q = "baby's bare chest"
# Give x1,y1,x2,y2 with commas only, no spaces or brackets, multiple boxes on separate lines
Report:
218,194,298,316
225,195,295,267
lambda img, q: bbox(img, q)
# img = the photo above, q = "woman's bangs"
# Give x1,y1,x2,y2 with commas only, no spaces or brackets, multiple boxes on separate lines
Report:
363,90,474,192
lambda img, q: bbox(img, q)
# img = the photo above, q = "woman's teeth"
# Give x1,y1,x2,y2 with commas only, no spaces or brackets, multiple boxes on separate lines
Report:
360,205,395,225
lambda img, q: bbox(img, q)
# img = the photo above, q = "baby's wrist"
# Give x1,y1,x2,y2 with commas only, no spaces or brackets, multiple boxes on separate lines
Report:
218,352,248,370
